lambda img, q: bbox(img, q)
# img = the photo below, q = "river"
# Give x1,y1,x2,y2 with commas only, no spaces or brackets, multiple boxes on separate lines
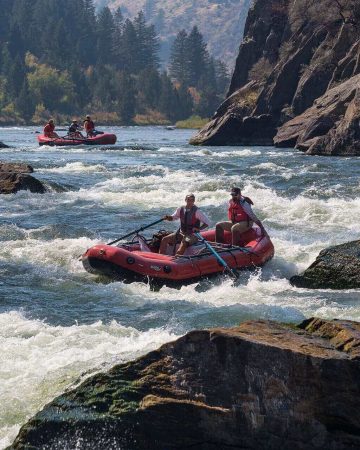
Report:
0,126,359,447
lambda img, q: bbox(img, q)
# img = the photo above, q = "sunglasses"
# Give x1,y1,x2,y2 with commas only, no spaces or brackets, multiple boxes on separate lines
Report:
230,193,240,196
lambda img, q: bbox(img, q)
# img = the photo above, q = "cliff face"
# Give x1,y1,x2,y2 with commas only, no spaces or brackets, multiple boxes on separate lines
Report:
190,0,360,156
9,318,360,450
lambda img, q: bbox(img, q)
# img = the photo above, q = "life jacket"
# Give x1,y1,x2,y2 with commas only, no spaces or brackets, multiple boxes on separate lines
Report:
44,123,54,136
84,119,94,132
228,197,253,223
69,123,79,133
180,206,200,234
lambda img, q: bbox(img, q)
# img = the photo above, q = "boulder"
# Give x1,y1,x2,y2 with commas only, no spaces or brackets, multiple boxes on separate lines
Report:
0,141,10,148
274,74,360,153
0,162,46,194
9,318,360,449
290,240,360,289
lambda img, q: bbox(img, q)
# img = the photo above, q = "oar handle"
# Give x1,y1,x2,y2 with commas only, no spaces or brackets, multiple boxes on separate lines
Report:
195,232,239,280
107,218,165,246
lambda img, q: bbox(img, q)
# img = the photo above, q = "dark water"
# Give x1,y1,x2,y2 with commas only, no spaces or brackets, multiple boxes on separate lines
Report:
0,125,359,447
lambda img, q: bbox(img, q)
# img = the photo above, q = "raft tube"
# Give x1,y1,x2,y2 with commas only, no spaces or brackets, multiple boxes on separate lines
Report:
82,227,274,287
37,133,117,146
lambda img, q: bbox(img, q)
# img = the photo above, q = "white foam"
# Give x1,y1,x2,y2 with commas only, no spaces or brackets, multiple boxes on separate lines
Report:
41,162,107,173
0,311,177,448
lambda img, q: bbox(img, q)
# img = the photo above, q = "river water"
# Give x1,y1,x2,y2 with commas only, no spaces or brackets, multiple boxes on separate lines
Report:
0,126,359,447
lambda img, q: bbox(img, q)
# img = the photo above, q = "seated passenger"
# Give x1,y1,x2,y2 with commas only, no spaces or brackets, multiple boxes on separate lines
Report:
159,193,210,256
43,119,59,138
68,120,84,138
216,187,266,246
83,115,95,137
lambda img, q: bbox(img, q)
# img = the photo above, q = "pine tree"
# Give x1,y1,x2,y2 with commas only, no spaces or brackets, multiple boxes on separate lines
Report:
133,11,159,71
169,30,190,86
187,26,210,88
96,7,115,66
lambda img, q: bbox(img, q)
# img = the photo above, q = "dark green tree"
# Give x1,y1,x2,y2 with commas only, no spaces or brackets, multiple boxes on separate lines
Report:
169,30,190,86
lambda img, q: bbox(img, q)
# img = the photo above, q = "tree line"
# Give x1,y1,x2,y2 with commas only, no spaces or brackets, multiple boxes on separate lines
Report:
0,0,230,125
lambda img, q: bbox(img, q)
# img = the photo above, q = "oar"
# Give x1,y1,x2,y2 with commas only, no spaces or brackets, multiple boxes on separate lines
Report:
195,232,239,280
107,218,165,246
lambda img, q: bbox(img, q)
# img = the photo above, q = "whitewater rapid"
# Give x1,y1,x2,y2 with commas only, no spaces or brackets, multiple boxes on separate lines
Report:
0,126,359,447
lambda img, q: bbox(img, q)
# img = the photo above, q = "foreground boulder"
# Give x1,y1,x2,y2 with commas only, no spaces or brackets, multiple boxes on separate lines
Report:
9,318,360,449
290,240,360,289
0,162,46,194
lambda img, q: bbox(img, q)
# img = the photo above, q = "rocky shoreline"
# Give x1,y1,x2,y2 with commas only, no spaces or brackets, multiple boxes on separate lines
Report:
9,317,360,449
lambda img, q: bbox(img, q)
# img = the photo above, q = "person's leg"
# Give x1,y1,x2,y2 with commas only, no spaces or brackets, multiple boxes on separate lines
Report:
176,234,198,256
159,232,177,254
215,221,232,243
231,221,253,246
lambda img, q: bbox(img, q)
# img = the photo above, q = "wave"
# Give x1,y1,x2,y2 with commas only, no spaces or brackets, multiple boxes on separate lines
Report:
0,311,177,448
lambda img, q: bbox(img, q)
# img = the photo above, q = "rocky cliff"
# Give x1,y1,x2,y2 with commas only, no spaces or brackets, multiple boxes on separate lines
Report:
191,0,360,156
9,318,360,449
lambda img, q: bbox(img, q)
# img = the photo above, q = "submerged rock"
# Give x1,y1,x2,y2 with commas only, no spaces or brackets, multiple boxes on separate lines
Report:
9,318,360,449
290,240,360,289
0,162,46,194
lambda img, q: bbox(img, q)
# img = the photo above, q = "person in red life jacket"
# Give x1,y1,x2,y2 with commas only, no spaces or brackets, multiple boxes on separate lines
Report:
43,119,59,139
216,187,266,246
159,193,210,256
83,115,95,137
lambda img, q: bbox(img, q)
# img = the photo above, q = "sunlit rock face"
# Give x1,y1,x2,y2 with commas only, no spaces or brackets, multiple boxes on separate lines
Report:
9,318,360,449
191,0,360,155
291,240,360,289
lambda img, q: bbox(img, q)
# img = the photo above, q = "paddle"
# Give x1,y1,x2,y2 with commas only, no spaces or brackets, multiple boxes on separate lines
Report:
107,218,165,246
194,232,240,280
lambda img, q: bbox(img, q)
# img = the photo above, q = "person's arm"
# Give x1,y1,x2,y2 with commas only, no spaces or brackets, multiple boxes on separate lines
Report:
163,207,181,221
241,200,268,236
194,210,210,231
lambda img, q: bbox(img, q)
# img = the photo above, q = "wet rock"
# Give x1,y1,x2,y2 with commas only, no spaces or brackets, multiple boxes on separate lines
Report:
190,111,276,146
290,240,360,289
9,318,360,449
0,162,46,194
0,141,10,148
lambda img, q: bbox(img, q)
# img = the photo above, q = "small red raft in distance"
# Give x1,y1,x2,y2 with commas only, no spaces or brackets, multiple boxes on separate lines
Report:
37,133,117,146
82,226,274,288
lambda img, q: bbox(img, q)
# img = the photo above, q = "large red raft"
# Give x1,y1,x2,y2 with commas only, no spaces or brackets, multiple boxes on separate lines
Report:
37,133,117,146
82,226,274,288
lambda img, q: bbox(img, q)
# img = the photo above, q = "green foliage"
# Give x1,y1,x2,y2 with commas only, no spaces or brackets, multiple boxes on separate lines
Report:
176,115,209,129
0,0,228,124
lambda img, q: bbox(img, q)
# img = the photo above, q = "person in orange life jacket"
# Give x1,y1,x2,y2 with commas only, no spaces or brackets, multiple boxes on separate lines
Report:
216,187,266,246
159,193,210,256
43,119,59,138
83,115,95,137
68,120,84,138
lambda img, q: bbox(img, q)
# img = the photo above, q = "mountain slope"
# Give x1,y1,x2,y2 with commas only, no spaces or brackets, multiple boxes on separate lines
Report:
94,0,252,67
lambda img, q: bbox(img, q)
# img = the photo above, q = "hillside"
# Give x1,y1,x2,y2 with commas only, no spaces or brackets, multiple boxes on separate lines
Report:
94,0,252,67
191,0,360,156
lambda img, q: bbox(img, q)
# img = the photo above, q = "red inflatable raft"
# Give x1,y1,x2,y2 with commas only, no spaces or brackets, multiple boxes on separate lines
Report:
82,226,274,288
37,133,117,146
